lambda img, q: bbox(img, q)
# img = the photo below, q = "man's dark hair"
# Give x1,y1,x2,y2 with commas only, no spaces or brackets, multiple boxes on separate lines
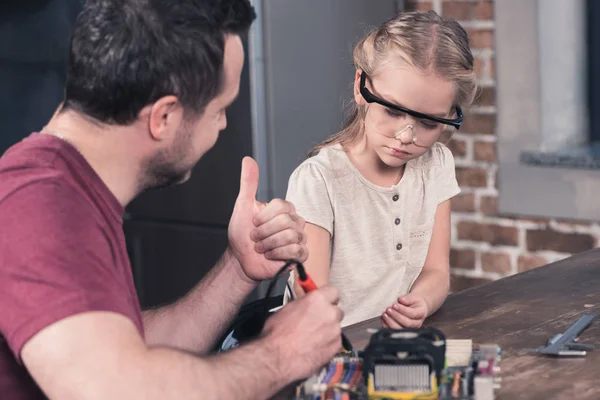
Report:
62,0,256,125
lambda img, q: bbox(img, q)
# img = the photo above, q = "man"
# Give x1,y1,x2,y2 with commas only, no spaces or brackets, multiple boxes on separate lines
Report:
0,0,344,398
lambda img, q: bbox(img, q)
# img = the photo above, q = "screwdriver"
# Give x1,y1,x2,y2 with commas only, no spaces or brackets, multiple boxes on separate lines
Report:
296,264,353,352
296,264,318,292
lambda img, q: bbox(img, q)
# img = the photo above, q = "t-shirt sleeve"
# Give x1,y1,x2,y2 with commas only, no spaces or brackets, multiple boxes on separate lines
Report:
0,180,136,362
285,162,334,235
435,143,461,204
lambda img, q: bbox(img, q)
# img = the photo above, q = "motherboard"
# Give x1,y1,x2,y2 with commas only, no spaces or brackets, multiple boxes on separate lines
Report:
291,327,501,400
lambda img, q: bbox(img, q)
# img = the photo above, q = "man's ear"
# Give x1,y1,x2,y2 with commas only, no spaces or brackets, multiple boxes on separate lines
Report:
354,70,365,106
146,95,184,141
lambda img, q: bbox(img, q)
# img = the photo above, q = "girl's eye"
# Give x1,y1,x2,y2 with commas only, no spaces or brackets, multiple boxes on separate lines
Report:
420,120,439,130
385,108,404,117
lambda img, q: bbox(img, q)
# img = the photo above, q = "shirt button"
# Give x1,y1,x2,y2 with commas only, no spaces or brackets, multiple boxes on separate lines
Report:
396,243,403,250
392,194,399,201
395,218,401,225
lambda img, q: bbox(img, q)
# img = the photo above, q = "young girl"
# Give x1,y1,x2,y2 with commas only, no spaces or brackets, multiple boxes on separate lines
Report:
284,10,477,328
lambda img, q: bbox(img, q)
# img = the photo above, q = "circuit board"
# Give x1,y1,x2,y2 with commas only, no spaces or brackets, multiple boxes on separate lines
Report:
291,328,501,400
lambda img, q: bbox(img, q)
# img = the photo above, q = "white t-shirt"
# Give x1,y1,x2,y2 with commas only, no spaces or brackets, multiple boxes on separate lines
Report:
284,142,460,327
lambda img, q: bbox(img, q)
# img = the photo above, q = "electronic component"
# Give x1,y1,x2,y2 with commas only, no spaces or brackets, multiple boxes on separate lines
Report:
438,344,502,400
294,353,364,400
291,329,502,400
362,328,446,399
445,339,473,367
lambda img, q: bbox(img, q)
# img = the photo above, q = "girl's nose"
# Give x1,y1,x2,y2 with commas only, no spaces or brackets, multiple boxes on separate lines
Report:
395,124,416,144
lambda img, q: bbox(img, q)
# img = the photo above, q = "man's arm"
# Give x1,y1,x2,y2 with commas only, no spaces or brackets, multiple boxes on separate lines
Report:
142,248,255,353
143,157,308,353
24,312,281,400
23,287,344,400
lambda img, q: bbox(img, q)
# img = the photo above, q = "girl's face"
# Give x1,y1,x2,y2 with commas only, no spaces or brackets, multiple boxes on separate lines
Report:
354,63,457,169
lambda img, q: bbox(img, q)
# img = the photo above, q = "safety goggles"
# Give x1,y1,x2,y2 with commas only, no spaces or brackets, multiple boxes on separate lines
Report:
360,71,463,130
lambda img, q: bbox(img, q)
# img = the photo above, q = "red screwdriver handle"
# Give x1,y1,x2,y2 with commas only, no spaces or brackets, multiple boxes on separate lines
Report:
299,275,318,292
296,264,318,292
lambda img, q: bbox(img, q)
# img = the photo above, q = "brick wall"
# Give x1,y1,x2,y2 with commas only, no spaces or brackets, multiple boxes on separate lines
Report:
405,0,600,291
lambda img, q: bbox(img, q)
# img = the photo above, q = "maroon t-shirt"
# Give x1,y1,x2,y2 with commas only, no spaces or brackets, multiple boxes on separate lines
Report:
0,133,144,399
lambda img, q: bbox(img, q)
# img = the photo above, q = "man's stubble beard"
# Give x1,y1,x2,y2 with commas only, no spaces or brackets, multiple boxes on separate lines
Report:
140,127,194,192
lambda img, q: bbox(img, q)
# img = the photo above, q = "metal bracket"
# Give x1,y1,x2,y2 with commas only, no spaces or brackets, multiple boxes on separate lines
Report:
533,314,596,357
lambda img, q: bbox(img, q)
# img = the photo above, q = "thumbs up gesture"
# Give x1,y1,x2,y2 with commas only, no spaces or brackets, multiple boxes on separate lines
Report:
228,157,308,282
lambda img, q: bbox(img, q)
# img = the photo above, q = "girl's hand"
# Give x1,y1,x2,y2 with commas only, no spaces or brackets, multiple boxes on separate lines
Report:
381,293,429,329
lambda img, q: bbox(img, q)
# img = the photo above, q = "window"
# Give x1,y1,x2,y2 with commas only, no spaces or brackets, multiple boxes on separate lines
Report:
586,0,600,145
496,0,600,221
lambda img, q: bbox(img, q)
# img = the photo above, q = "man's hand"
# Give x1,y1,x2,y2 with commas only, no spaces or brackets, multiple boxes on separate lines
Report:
381,293,429,329
261,286,343,382
228,157,307,282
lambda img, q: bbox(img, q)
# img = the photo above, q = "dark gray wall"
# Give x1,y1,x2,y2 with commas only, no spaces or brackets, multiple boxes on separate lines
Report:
0,0,81,153
260,0,400,199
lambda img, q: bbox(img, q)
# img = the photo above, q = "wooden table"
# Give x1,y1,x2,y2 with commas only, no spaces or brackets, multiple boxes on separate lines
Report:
343,248,600,400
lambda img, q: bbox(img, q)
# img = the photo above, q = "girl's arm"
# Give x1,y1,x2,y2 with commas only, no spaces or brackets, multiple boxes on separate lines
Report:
409,198,451,315
382,199,451,328
292,223,332,297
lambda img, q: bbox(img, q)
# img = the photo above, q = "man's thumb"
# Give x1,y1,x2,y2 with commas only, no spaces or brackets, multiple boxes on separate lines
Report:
238,156,259,202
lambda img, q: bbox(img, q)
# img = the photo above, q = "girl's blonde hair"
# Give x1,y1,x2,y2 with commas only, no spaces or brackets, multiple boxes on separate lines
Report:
309,10,477,157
